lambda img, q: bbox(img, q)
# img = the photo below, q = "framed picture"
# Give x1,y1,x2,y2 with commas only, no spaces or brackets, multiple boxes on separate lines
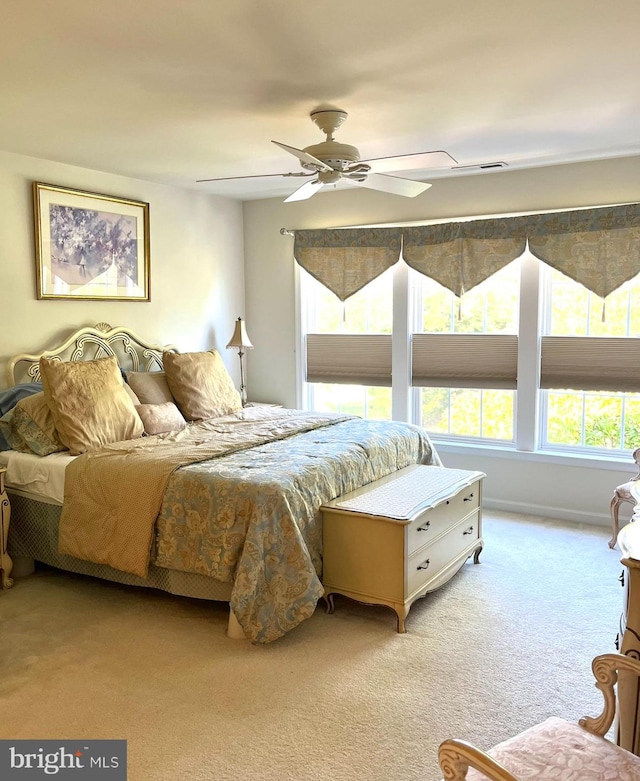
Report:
33,182,150,301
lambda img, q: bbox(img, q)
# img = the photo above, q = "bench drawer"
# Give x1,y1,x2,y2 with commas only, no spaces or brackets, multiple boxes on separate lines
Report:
407,512,480,595
407,480,480,555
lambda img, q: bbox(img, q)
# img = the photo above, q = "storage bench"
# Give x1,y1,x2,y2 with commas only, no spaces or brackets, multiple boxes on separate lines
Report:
321,464,485,632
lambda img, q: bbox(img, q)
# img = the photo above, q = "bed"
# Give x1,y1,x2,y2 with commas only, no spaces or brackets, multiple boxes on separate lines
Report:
1,322,441,643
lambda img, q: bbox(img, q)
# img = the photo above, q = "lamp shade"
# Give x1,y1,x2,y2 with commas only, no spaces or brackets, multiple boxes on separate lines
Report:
226,317,253,349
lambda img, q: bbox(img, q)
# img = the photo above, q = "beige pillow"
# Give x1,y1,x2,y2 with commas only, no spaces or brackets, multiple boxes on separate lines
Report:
163,350,242,421
39,355,144,455
136,402,187,435
123,382,140,406
125,371,174,405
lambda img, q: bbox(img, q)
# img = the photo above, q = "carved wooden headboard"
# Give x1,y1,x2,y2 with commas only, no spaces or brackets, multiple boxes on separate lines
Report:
8,322,177,385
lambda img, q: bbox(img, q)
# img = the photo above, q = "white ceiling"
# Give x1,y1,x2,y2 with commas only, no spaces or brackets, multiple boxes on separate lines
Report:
3,0,640,201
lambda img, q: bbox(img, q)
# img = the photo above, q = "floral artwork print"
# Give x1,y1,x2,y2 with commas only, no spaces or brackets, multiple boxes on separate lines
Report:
49,204,138,288
33,182,149,301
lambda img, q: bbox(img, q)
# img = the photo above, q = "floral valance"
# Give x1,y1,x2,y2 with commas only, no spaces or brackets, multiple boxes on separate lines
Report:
294,228,402,302
526,205,640,299
403,218,528,298
292,203,640,302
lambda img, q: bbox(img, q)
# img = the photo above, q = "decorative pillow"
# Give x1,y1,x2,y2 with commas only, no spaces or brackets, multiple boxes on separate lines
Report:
0,382,44,415
163,350,242,422
122,382,141,406
125,371,174,405
10,392,67,456
0,409,31,453
39,355,144,455
0,382,44,451
135,402,187,436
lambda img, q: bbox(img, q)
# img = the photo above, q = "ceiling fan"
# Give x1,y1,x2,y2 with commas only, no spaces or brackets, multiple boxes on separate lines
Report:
197,106,459,202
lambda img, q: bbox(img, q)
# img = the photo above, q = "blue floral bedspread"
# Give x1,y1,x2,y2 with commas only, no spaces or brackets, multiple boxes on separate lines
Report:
153,417,440,643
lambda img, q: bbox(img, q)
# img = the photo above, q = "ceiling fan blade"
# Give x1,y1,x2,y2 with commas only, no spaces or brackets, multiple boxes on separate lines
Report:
272,140,333,172
284,180,325,203
358,150,458,173
352,173,431,198
196,172,314,183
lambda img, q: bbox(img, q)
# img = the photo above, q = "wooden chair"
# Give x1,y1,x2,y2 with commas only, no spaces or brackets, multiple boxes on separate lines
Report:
438,653,640,780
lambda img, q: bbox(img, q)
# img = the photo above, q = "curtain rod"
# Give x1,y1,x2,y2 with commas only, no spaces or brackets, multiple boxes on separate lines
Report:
279,201,640,238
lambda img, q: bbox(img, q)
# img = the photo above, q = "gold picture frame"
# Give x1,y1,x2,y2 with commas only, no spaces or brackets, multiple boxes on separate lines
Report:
33,182,150,301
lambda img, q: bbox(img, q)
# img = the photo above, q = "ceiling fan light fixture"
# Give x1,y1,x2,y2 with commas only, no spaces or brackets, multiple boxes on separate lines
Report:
318,169,342,185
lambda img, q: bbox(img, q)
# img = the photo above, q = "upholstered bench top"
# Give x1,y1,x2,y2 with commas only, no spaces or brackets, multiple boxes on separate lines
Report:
463,716,640,780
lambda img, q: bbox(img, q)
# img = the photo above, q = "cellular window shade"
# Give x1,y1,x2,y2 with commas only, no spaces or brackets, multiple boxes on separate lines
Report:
411,334,518,389
306,334,392,386
540,337,640,392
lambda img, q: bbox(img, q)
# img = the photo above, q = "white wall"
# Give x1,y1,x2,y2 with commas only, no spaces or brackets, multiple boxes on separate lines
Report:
0,150,245,388
243,155,640,527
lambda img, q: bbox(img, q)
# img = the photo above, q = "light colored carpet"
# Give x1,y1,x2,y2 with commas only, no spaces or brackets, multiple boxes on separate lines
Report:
0,512,622,780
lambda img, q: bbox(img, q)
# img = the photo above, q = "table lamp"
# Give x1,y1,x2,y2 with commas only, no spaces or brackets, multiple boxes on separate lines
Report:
226,317,253,406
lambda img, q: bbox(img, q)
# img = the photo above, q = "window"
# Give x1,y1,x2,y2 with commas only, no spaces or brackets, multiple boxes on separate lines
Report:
540,265,640,453
413,260,519,442
301,266,393,420
298,227,640,458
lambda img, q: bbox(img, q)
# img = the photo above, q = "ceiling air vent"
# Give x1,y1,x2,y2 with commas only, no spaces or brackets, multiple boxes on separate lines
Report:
452,161,509,171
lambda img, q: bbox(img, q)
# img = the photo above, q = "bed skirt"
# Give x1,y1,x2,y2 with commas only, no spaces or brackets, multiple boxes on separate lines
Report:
7,491,233,602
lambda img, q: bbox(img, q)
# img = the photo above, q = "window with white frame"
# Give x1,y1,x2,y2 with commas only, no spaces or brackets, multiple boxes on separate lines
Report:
301,266,393,420
539,265,640,453
412,260,519,443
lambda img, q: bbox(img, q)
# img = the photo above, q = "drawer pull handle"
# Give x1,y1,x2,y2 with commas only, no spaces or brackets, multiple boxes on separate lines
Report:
619,570,626,587
463,493,475,502
417,521,431,532
463,526,474,535
417,559,431,571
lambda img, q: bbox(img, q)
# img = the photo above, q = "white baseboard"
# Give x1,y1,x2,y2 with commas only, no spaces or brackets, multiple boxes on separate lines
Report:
483,497,617,529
